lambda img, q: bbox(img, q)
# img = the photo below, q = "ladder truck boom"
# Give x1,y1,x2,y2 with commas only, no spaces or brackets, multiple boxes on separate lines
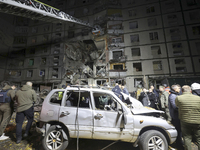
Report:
0,0,92,27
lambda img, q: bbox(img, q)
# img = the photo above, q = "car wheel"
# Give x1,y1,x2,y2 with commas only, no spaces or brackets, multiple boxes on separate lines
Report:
139,130,168,150
42,125,69,150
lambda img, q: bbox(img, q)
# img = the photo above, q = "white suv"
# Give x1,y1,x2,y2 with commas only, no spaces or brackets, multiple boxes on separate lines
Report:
36,87,177,150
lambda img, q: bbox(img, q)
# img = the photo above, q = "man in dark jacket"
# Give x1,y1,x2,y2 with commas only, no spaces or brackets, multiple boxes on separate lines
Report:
112,81,122,101
0,85,16,140
15,82,37,144
147,88,157,109
159,85,171,122
168,85,183,149
191,83,200,96
139,88,150,107
176,85,200,150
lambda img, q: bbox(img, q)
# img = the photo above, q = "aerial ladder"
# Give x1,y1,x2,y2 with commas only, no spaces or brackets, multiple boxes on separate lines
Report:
0,0,92,27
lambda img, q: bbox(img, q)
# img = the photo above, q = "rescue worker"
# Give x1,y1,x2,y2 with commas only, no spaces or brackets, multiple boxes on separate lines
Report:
136,85,143,100
58,85,66,100
163,84,170,94
0,85,16,140
159,85,171,122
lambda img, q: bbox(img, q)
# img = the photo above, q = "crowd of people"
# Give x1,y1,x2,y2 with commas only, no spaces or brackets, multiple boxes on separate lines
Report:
1,80,200,150
0,82,37,144
135,82,200,150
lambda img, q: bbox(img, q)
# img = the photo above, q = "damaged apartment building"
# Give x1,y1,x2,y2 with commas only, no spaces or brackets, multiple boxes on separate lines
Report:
0,0,200,92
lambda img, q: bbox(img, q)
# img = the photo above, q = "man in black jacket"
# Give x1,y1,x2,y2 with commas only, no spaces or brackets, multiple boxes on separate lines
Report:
168,84,183,150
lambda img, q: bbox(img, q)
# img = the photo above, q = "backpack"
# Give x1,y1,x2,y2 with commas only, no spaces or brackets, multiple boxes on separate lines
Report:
0,90,11,103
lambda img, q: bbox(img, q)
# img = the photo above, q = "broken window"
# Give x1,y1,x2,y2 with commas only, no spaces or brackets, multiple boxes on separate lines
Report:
64,90,90,108
153,61,162,71
186,0,198,6
52,68,58,78
131,48,140,56
9,70,21,77
133,63,142,72
128,9,137,17
176,67,187,73
151,46,161,55
113,51,123,59
170,28,181,41
130,34,139,43
192,26,200,35
167,14,178,26
113,64,123,70
52,75,58,79
172,43,184,56
189,11,200,20
29,59,34,66
41,58,46,65
27,70,33,77
39,69,45,76
97,80,106,86
146,6,155,13
111,37,123,43
129,21,138,29
175,59,185,64
54,56,59,66
148,18,157,27
149,32,158,40
68,31,74,38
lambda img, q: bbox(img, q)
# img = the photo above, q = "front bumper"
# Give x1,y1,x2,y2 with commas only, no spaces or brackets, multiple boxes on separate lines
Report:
166,128,177,144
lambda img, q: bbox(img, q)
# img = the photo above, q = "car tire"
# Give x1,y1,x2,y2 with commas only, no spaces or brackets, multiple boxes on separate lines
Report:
42,125,69,150
138,130,168,150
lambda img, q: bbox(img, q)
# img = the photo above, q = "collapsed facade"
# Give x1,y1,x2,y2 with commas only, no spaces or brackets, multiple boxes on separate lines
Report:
0,0,200,92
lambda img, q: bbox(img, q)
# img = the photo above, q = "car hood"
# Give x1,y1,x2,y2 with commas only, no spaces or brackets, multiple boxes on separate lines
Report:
131,106,164,115
121,92,164,115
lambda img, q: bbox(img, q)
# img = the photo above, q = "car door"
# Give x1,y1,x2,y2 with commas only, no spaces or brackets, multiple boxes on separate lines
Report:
92,92,133,141
59,90,93,139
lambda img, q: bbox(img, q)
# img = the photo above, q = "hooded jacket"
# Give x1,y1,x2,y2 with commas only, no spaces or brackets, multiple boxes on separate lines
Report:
1,85,16,108
16,85,37,112
168,90,180,120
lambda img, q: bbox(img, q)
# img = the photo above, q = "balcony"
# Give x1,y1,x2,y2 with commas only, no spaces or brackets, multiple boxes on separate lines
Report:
109,70,127,77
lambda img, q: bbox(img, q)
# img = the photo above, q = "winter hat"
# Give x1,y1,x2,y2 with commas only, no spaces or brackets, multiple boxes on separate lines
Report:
191,83,200,90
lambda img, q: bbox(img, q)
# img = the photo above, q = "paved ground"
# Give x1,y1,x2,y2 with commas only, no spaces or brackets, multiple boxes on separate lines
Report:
0,109,198,150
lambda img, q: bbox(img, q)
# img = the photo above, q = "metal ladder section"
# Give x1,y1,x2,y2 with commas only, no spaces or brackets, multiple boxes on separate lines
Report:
0,0,92,27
